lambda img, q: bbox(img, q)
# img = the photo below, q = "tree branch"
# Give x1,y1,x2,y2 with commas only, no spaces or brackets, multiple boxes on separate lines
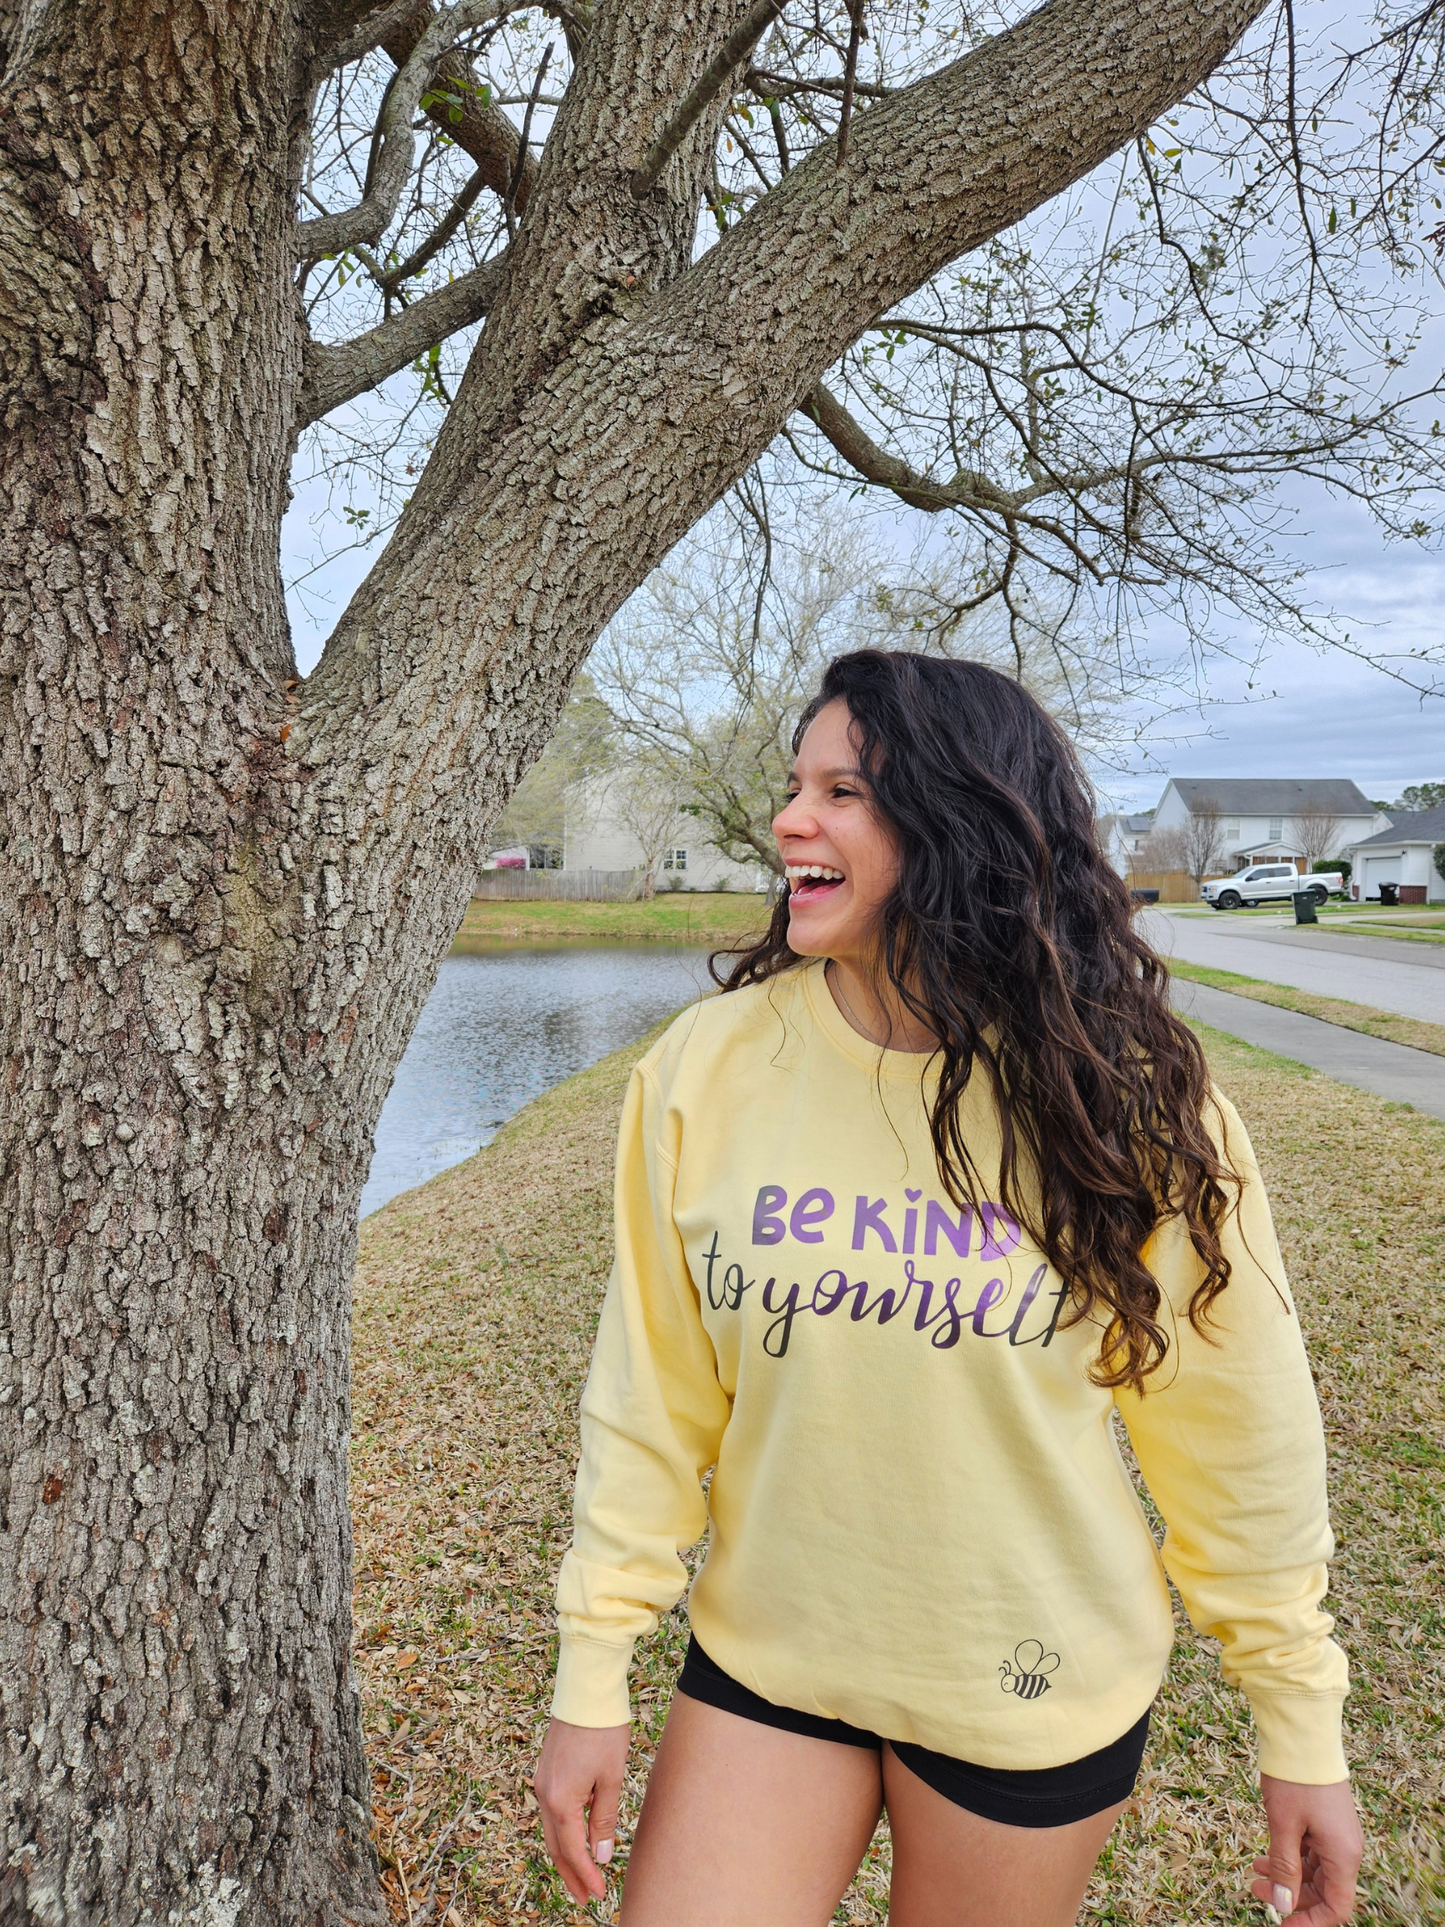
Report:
309,0,419,72
802,382,1016,511
302,0,1282,818
298,254,506,424
630,0,785,198
296,0,510,258
382,0,539,214
376,163,491,292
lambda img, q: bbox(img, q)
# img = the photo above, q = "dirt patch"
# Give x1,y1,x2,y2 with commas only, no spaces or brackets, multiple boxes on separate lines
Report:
351,1020,1444,1924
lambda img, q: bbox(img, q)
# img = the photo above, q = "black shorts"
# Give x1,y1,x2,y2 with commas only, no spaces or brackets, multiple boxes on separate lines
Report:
676,1637,1149,1829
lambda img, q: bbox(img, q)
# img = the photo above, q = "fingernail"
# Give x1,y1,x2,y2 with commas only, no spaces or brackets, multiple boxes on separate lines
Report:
595,1839,614,1865
1272,1884,1293,1915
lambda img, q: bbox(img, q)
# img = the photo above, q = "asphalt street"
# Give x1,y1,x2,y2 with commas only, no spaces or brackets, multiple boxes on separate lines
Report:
1140,908,1444,1027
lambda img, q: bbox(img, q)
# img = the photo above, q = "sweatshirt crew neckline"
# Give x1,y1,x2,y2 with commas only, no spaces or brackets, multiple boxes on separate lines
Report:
801,956,940,1077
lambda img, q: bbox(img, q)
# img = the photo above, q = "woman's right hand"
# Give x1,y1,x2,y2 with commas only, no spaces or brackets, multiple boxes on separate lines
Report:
535,1715,632,1904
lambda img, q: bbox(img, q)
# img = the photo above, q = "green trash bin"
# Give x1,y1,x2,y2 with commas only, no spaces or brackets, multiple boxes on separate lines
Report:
1292,891,1318,925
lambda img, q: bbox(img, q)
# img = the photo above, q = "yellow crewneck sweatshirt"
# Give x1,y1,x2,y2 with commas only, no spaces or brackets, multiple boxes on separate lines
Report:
552,961,1348,1781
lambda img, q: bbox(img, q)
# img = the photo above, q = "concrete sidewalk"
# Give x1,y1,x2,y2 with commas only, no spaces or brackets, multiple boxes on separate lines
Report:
1172,980,1445,1121
1142,908,1445,1026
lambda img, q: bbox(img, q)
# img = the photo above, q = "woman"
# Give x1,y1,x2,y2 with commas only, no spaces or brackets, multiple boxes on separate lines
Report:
536,651,1362,1925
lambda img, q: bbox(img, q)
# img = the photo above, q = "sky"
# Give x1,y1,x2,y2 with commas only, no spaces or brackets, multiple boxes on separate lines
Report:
1093,484,1445,814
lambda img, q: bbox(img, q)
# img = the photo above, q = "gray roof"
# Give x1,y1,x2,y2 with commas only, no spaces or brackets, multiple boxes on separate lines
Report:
1348,804,1445,850
1168,778,1377,815
1097,811,1155,834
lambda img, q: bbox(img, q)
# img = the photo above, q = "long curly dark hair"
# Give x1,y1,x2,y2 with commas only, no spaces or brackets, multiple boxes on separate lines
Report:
713,649,1239,1391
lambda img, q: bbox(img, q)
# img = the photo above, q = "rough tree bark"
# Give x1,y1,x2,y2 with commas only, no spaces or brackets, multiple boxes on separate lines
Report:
0,0,1267,1918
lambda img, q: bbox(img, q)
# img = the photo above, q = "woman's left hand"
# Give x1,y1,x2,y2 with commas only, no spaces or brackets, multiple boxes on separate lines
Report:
1252,1776,1363,1926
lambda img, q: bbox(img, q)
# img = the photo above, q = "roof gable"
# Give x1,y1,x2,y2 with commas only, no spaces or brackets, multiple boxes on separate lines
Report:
1348,803,1445,848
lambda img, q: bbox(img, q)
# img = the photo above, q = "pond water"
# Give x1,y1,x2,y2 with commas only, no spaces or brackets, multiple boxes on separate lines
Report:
360,945,714,1218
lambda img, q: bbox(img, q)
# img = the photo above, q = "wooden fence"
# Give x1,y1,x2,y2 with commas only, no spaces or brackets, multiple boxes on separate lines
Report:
472,868,646,902
1125,868,1201,905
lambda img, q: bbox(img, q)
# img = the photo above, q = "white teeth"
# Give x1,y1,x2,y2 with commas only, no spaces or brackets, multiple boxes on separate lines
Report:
785,864,844,883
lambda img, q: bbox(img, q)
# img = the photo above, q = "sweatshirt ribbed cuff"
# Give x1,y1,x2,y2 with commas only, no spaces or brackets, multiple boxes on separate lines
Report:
1248,1691,1348,1784
550,1633,634,1728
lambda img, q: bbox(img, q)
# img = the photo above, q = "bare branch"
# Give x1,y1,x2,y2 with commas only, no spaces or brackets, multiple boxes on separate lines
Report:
630,0,785,199
503,40,552,238
802,382,1015,512
296,0,510,258
836,0,866,166
747,64,892,99
377,162,491,292
298,254,506,424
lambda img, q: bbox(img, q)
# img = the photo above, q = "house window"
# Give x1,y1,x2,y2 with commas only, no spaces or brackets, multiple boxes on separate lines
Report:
662,848,688,871
1268,816,1283,840
1223,818,1240,839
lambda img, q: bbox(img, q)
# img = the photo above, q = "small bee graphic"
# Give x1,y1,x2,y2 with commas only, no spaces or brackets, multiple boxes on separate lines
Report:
999,1639,1061,1700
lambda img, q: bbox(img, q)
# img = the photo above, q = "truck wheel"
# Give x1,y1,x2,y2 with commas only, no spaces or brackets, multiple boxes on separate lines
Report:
1308,884,1328,906
1217,890,1242,910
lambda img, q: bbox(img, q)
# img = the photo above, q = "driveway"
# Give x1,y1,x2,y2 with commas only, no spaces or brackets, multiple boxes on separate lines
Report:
1139,909,1445,1026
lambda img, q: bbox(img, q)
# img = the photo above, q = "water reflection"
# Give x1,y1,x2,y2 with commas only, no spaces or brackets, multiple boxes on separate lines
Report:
361,945,713,1217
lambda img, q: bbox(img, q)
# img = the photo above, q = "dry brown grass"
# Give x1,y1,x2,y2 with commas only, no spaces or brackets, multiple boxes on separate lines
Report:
1167,960,1445,1059
351,1022,1444,1926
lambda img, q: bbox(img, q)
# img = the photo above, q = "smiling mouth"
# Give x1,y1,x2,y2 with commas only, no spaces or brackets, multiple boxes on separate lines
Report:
786,864,846,901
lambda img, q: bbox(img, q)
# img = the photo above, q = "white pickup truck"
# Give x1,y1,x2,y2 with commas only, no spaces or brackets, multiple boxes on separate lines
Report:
1201,863,1346,910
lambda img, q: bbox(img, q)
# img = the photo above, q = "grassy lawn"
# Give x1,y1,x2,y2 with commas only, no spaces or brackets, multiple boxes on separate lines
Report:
1167,960,1445,1059
1340,924,1445,947
351,1021,1444,1926
1170,904,1445,938
451,892,771,951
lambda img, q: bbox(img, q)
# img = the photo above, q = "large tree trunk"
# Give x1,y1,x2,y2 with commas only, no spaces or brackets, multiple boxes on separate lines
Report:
0,5,398,1920
0,0,1269,1916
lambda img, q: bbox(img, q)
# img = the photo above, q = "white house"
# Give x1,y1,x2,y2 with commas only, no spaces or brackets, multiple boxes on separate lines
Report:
563,770,769,893
1151,778,1387,869
1097,811,1156,876
1343,805,1445,903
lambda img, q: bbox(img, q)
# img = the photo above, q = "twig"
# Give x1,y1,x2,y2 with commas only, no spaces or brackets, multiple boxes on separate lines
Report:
836,0,866,164
380,163,492,290
418,1792,475,1885
504,42,553,238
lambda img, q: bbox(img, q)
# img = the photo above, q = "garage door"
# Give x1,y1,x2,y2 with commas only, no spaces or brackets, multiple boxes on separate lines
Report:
1363,855,1402,899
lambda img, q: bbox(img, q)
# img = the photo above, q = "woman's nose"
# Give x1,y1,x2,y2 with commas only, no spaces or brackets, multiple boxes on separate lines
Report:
772,793,814,840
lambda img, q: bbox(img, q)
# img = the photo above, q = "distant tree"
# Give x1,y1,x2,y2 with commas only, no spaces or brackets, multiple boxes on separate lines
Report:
1433,844,1445,882
1132,826,1190,875
1392,781,1445,812
1180,797,1228,888
604,761,687,899
1287,797,1345,870
595,481,1156,878
491,673,617,863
